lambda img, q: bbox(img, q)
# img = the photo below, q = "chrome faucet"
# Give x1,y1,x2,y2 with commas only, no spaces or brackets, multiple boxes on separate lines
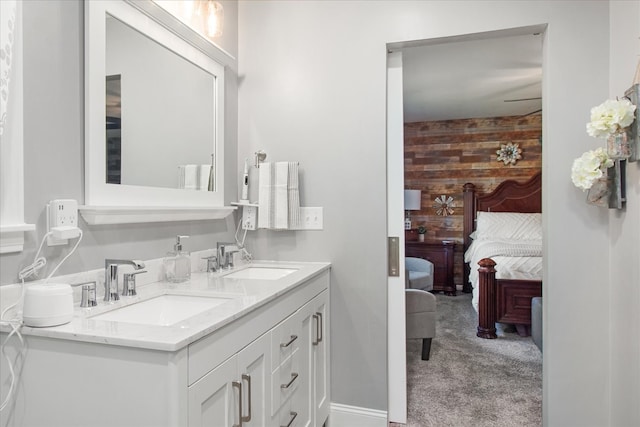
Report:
104,259,145,302
216,242,238,270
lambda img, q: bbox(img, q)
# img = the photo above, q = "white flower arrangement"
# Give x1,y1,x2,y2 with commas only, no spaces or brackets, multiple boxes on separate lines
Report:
586,98,637,139
571,147,614,191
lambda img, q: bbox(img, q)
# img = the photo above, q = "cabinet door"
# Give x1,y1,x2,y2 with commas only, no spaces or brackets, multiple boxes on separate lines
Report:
237,333,272,427
312,292,329,426
189,335,272,427
188,356,238,427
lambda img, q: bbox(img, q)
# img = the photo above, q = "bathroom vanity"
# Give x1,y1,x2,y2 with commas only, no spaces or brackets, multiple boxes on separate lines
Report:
0,261,330,427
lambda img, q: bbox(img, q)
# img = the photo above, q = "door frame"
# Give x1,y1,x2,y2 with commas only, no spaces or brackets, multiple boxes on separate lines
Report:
386,50,407,424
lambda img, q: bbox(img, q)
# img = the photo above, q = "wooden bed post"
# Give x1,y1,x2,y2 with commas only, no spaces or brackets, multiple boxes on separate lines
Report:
477,258,498,339
462,183,476,293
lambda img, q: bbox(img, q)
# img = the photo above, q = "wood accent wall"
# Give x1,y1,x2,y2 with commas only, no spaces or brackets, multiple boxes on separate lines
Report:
404,114,542,288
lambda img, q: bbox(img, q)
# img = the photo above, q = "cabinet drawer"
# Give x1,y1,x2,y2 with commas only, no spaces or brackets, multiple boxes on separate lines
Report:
271,311,301,371
271,349,300,415
409,248,445,265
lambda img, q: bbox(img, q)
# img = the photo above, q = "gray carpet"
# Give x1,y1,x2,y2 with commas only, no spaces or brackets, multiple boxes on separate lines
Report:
405,292,542,427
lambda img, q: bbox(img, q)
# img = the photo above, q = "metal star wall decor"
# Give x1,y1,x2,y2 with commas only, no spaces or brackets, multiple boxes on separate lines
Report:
434,195,455,216
496,142,523,165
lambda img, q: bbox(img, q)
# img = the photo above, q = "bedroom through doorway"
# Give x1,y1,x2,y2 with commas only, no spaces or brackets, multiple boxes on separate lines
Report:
389,25,545,424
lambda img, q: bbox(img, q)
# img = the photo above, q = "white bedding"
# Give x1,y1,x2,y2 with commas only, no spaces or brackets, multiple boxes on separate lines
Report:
464,239,543,311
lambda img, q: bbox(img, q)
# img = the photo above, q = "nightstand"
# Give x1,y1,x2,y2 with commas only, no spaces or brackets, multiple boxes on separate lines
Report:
405,240,456,295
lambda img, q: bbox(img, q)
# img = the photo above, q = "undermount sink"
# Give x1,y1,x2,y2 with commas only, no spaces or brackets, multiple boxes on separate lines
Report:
91,295,232,326
223,267,297,280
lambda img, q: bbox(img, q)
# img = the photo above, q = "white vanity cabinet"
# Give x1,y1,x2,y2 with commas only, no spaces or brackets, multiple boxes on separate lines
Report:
189,290,329,427
0,265,330,427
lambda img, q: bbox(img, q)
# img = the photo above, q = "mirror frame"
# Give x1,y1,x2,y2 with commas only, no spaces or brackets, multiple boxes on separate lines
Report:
83,0,229,222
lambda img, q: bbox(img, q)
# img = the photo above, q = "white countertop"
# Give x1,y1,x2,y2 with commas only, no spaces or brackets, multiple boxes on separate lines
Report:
3,261,330,352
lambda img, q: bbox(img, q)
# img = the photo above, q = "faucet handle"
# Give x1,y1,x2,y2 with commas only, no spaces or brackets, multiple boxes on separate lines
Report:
202,255,218,273
225,249,239,269
78,281,98,308
122,270,147,297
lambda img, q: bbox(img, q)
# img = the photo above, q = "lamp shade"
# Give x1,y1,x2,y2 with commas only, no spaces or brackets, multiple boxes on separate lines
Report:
404,190,421,210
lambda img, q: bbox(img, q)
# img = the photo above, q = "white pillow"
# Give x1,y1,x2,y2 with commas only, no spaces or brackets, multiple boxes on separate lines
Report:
475,212,542,241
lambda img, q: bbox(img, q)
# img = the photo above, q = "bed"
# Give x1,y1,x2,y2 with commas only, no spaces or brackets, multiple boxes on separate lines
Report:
462,173,543,339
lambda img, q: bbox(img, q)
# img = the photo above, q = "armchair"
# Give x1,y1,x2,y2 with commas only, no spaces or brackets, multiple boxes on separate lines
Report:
405,257,434,291
405,288,436,360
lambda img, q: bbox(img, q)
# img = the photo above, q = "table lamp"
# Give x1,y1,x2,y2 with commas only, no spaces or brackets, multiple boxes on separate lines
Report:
404,189,421,230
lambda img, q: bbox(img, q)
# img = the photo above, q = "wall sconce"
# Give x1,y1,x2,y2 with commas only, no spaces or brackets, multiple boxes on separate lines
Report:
404,190,421,230
158,0,223,39
205,0,224,38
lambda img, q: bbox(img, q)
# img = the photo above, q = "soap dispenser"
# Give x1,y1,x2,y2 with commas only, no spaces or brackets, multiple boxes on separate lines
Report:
164,235,191,283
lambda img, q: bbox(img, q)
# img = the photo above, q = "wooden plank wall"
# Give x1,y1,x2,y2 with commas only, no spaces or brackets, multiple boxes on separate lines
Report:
404,114,542,288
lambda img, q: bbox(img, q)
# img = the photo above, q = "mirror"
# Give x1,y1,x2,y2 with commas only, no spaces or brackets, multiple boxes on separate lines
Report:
84,0,226,209
105,14,216,190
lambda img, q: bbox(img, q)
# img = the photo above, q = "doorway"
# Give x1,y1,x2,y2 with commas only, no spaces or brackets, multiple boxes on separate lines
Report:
387,25,545,424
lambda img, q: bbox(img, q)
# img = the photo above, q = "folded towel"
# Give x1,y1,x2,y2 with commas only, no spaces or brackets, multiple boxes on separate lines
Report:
274,162,289,229
287,162,301,229
258,162,273,228
178,165,199,190
177,166,185,189
199,165,211,191
258,161,301,229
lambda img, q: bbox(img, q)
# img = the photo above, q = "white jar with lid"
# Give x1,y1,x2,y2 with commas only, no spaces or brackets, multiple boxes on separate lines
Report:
22,284,74,327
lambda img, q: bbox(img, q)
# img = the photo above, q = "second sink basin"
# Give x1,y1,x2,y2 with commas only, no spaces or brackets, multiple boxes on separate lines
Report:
91,295,233,326
223,267,297,280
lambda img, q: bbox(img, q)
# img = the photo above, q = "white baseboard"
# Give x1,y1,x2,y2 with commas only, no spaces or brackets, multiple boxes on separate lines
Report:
329,403,388,427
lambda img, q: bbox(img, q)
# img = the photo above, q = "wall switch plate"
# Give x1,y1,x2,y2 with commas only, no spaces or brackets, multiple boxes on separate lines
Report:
299,207,323,230
242,205,257,230
47,199,79,246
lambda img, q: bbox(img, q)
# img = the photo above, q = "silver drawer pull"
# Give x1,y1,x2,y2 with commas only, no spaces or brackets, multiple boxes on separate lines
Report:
280,334,298,348
241,374,252,422
232,380,242,427
313,313,323,346
281,411,298,427
280,372,299,389
316,312,323,343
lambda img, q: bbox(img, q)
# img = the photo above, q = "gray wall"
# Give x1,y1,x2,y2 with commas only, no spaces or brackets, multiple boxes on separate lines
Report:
609,2,640,425
237,1,639,425
0,0,239,285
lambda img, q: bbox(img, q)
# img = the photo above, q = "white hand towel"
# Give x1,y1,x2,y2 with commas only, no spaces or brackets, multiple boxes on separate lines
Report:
258,161,300,229
177,166,185,189
274,162,289,229
287,162,301,229
183,165,199,190
199,165,211,191
258,162,273,228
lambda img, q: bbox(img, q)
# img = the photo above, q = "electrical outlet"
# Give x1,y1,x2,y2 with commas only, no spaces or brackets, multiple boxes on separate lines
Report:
242,206,257,230
47,199,79,246
299,207,323,230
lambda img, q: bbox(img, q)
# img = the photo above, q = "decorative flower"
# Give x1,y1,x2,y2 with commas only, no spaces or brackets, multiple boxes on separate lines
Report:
571,147,614,191
496,142,522,165
586,98,637,138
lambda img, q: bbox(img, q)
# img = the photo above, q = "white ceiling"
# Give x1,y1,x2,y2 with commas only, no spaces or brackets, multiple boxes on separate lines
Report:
402,32,543,123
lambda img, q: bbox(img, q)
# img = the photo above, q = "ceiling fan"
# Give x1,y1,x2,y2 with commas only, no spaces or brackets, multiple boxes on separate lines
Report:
504,96,542,116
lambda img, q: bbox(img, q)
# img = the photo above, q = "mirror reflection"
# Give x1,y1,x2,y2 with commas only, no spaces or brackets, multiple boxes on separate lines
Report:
105,14,216,190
